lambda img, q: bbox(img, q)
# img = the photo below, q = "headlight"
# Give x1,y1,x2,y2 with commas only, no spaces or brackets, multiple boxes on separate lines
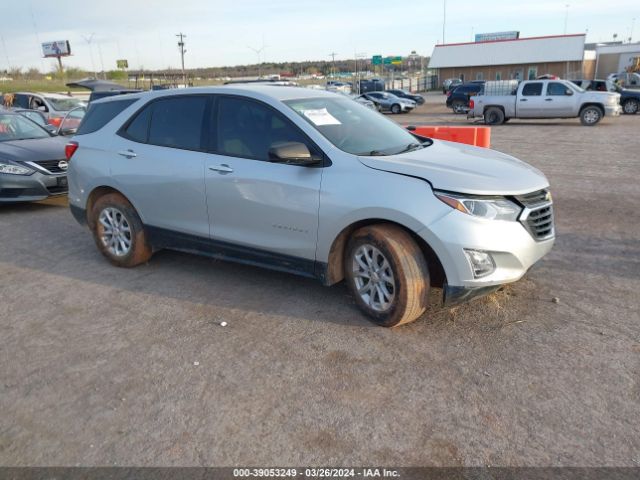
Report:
434,191,521,221
0,162,34,175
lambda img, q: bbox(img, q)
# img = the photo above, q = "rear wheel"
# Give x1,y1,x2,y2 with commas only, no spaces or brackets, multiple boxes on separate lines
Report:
452,100,466,114
623,99,639,114
345,224,430,327
484,107,505,125
91,193,152,268
391,103,401,114
580,105,603,125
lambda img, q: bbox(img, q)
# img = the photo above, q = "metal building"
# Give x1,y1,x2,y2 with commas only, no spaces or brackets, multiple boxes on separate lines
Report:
429,34,592,84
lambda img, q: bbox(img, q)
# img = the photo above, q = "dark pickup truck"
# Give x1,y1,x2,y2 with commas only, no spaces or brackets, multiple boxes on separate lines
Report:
571,79,640,114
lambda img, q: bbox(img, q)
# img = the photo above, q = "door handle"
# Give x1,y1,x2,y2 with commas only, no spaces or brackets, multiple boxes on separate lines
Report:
209,164,234,174
520,99,528,102
117,149,137,158
545,98,553,101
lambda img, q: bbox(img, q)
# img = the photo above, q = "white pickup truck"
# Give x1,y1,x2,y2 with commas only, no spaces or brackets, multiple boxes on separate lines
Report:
468,79,622,126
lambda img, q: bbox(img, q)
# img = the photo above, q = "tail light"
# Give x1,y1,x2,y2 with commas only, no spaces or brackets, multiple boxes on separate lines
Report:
48,116,63,127
446,91,452,97
65,141,79,160
469,99,475,110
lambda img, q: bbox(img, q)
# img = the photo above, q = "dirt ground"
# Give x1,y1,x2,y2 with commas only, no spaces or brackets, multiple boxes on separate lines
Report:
1,93,639,467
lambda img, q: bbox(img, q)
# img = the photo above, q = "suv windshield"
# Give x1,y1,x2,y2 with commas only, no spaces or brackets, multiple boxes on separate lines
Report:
45,96,84,111
0,113,51,141
285,97,425,156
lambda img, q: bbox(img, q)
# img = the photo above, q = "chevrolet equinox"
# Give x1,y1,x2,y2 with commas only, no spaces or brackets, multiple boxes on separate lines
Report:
67,86,554,326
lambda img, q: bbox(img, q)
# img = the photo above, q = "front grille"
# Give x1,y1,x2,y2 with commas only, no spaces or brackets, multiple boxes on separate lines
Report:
516,189,550,207
515,189,555,241
32,159,66,174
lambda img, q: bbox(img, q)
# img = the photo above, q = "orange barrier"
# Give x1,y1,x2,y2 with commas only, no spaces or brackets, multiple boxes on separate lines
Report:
409,125,491,148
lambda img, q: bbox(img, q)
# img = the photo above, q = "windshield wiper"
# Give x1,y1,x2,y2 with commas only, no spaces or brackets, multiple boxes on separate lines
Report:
359,150,387,156
394,142,423,154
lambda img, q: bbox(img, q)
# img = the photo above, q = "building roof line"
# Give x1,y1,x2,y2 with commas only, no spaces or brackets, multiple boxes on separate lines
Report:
435,33,586,48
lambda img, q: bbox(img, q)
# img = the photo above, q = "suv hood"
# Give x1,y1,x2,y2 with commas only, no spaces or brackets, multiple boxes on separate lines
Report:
358,140,549,195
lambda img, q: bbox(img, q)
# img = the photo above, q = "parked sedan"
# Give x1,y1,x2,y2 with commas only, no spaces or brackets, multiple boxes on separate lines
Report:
360,91,415,114
442,78,462,94
0,112,68,202
386,89,425,105
11,92,86,129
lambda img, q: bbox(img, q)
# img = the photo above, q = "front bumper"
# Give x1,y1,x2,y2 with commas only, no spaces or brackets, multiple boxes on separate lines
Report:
417,208,555,301
0,170,67,203
605,104,622,117
401,104,415,112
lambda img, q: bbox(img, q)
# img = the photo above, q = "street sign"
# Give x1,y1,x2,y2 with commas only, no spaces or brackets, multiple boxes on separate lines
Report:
116,59,129,69
391,56,402,65
383,57,392,65
372,55,382,65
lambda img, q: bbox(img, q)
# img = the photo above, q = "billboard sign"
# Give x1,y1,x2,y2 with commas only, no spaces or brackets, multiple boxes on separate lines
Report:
475,31,520,43
117,59,129,69
42,40,71,57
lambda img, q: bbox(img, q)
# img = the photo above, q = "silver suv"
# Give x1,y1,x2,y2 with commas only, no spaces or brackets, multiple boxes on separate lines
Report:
67,86,554,327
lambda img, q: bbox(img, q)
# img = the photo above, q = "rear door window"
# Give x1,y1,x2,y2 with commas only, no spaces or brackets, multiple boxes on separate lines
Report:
522,83,543,96
147,96,207,151
77,99,137,135
123,105,152,143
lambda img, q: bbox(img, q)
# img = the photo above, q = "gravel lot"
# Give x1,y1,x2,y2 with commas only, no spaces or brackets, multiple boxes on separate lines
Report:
1,93,639,467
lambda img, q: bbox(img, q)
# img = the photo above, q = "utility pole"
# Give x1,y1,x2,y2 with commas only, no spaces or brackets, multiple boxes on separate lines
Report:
564,4,570,35
176,32,187,86
328,52,337,79
248,44,265,78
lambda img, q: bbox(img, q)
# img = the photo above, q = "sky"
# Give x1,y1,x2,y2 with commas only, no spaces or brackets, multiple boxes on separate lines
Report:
0,0,638,73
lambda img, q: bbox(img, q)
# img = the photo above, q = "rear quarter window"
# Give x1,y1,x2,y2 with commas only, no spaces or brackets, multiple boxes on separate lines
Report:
76,98,137,135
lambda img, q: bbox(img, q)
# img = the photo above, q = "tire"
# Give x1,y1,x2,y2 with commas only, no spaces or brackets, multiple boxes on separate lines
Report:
391,103,401,114
580,105,603,126
452,100,466,114
345,224,430,327
484,107,505,125
622,99,639,114
91,192,152,268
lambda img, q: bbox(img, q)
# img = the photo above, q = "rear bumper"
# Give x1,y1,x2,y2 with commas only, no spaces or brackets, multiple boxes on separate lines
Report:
0,171,67,203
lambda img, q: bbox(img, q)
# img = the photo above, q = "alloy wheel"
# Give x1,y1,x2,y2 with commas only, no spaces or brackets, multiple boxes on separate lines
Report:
583,108,601,124
352,244,396,312
99,207,132,257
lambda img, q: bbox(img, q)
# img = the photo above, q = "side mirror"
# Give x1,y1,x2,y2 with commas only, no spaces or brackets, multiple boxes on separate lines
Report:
565,89,574,96
268,142,320,166
58,127,77,136
37,105,47,112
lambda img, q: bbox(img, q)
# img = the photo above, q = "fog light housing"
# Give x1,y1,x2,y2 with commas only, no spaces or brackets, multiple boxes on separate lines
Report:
464,249,495,278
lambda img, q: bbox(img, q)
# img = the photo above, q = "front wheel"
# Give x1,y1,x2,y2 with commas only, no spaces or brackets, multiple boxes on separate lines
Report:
623,99,639,114
580,106,603,126
91,193,152,267
391,103,401,114
345,224,430,327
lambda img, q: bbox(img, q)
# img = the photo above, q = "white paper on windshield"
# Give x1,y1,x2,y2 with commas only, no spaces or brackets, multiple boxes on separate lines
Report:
302,108,341,126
